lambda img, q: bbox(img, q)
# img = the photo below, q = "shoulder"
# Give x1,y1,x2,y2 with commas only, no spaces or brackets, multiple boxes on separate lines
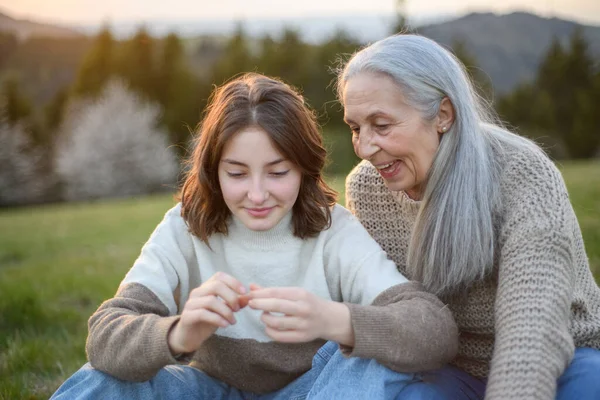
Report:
322,204,390,257
497,142,568,202
146,202,194,247
346,160,383,191
323,204,375,242
328,203,365,232
494,141,575,238
345,160,394,210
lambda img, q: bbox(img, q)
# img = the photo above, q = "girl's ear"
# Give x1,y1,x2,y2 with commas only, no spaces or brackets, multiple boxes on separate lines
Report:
437,97,455,134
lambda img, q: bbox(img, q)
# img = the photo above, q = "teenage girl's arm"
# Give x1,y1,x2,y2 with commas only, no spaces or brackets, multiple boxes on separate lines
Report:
248,205,459,372
86,205,245,382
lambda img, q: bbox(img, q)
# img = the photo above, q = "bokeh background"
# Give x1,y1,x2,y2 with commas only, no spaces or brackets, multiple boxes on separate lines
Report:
1,1,599,398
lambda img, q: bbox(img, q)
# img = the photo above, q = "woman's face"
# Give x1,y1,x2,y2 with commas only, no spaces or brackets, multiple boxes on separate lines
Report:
218,126,302,231
342,72,444,200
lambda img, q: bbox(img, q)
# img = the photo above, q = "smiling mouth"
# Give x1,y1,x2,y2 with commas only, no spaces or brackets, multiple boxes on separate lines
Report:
245,207,275,217
374,160,401,178
375,160,400,171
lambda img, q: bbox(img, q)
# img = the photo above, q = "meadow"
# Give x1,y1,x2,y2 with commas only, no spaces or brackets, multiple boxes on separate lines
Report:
0,163,599,399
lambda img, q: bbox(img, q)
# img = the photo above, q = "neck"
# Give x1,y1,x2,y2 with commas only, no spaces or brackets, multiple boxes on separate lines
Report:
228,212,295,250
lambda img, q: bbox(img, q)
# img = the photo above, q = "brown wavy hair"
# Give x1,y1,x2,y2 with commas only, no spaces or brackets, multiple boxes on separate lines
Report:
179,73,337,243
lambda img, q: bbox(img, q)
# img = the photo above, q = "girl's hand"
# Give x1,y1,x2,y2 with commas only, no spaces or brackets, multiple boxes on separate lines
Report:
168,272,246,355
247,285,354,345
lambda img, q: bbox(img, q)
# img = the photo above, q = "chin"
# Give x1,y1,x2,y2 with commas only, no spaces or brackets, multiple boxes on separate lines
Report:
382,180,405,192
242,219,276,231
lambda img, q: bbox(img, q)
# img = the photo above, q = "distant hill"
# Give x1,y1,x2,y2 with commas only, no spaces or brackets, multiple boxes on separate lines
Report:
1,9,599,102
417,12,600,93
0,11,83,40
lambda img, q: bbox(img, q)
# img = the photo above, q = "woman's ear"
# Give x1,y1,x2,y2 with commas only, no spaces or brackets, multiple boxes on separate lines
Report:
437,97,455,134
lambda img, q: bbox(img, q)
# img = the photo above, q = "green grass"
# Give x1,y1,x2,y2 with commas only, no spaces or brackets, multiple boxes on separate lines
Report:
1,165,599,399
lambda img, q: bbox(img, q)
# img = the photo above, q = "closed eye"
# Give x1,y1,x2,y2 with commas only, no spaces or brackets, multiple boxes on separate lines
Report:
270,170,289,177
226,172,245,178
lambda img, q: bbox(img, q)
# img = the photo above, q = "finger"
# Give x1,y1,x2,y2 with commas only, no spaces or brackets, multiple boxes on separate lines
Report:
264,327,309,343
238,294,251,309
249,283,263,291
185,296,236,324
249,298,299,315
261,314,305,331
248,287,303,300
211,271,246,294
181,308,231,328
197,280,243,311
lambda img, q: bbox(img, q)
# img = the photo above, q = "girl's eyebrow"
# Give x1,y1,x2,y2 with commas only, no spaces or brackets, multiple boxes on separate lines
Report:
220,158,286,167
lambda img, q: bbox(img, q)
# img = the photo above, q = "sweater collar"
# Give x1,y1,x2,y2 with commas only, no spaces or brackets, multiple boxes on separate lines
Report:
392,190,422,214
228,211,295,250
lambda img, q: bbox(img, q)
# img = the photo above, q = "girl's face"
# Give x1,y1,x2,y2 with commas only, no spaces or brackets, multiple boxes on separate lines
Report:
218,126,302,231
342,72,442,200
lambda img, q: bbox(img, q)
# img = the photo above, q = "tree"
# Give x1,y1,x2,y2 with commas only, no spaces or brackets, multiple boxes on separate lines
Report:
211,24,256,85
116,27,158,99
56,81,178,201
73,27,116,97
2,75,32,126
0,107,46,206
451,40,493,101
156,33,202,149
0,32,18,69
559,29,596,158
498,29,599,159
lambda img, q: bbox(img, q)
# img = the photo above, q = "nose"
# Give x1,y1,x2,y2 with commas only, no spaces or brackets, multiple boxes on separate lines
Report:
354,128,380,160
247,178,269,204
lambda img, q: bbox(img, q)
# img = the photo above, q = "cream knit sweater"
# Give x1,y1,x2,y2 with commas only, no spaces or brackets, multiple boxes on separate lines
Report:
345,143,600,400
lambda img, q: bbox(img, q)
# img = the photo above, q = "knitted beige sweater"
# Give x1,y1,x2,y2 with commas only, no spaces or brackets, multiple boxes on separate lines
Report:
345,144,600,400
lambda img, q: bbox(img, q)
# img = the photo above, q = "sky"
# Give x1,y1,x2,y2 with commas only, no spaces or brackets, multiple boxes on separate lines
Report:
1,0,599,25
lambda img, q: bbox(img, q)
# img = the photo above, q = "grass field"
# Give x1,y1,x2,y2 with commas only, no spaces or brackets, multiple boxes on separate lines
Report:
1,163,599,399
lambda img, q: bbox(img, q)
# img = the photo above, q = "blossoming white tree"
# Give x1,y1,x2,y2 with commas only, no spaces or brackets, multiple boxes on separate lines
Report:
56,81,178,201
0,115,44,206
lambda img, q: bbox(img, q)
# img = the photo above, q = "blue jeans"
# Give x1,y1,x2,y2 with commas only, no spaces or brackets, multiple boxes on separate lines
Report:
50,341,480,400
50,344,600,399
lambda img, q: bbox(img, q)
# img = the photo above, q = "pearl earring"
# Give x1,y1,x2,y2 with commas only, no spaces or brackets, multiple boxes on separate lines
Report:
442,126,448,132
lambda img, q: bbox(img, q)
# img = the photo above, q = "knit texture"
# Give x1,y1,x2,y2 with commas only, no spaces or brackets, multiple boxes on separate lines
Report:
345,144,600,400
86,203,458,393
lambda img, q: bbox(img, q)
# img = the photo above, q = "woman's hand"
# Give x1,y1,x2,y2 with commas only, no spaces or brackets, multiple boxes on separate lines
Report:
247,284,354,346
168,272,246,355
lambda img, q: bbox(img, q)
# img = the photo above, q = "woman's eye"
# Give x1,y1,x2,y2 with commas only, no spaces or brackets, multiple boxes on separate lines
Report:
349,126,360,136
226,172,245,178
375,124,390,130
270,170,289,177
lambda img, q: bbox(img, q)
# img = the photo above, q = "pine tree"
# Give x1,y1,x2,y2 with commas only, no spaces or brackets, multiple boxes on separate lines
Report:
73,26,116,97
451,40,493,101
157,33,202,149
117,27,157,99
211,24,255,85
1,75,32,126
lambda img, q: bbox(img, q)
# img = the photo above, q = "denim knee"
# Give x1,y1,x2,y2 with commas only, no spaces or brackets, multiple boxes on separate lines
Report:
557,347,600,399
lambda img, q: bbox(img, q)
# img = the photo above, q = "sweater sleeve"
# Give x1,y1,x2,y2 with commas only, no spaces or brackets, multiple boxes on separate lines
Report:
324,205,459,371
485,150,576,400
86,204,196,381
343,282,459,372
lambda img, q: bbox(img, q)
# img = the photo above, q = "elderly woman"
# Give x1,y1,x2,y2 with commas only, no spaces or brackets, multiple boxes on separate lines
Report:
337,34,600,399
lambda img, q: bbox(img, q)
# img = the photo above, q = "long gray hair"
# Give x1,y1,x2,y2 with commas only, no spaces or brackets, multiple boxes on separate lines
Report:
337,34,536,295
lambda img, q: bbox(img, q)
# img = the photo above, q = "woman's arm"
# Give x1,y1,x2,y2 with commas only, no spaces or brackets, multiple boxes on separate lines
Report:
86,205,196,381
486,150,576,400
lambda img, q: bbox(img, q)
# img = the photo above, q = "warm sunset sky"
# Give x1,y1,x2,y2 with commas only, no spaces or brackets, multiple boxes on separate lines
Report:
1,0,599,25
